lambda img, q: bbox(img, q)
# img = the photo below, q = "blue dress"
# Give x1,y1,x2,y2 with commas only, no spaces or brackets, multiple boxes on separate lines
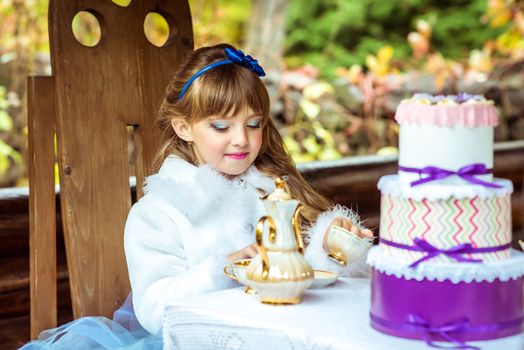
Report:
20,294,162,350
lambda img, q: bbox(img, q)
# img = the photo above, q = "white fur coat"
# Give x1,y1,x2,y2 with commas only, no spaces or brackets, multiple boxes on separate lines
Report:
124,156,369,334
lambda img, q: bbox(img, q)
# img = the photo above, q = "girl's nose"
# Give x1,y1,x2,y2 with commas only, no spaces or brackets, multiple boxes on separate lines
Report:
232,127,248,147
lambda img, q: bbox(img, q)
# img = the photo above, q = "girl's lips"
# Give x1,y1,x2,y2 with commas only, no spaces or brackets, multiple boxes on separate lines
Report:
226,152,249,160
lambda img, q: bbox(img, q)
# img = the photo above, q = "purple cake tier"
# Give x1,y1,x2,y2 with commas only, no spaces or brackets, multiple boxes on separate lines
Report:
370,269,523,342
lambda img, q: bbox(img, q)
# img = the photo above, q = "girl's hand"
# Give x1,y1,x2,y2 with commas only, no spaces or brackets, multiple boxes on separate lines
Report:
227,243,259,263
323,217,373,252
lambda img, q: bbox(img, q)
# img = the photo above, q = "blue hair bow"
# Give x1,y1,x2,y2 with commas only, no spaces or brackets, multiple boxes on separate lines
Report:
224,47,266,77
178,47,266,101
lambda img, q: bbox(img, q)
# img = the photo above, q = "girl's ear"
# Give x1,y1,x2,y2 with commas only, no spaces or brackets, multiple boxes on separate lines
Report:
171,120,193,142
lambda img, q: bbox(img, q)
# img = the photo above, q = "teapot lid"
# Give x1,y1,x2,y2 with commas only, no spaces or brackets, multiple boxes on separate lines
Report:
267,176,292,201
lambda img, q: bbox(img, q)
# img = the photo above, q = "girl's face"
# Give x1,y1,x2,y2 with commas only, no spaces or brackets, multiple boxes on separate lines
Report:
181,107,264,176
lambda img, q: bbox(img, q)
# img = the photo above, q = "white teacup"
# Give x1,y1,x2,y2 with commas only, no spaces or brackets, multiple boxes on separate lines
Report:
326,225,372,266
223,258,256,294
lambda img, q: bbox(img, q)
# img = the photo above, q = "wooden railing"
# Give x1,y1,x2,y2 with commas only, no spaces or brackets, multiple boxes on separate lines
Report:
1,140,523,341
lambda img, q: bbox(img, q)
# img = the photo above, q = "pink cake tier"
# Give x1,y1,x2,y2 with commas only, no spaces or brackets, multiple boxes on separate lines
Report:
378,175,513,264
395,94,498,127
396,94,498,186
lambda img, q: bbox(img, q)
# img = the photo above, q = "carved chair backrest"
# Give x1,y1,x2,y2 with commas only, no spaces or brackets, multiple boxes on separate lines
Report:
28,0,193,338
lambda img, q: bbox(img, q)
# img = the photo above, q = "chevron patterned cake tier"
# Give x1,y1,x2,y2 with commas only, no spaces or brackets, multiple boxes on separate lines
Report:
378,175,513,264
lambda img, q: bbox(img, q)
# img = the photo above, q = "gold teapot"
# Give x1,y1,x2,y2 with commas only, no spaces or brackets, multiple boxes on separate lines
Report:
247,177,314,304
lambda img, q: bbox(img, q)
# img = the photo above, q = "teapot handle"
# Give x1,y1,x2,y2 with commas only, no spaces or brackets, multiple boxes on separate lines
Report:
223,265,238,282
293,204,305,254
256,215,276,280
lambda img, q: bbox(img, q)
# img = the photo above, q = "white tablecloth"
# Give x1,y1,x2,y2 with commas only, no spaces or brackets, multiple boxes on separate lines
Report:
163,278,524,350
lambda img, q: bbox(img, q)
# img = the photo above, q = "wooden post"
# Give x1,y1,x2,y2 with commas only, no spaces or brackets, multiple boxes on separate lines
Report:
28,76,57,338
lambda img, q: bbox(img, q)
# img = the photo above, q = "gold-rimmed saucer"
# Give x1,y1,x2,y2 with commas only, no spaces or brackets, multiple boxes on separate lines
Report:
309,269,338,289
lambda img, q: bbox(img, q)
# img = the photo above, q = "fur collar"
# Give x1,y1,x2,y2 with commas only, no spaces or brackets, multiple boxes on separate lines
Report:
142,156,275,221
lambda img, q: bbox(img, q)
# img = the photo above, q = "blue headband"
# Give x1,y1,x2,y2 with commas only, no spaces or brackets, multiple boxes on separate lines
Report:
178,47,266,101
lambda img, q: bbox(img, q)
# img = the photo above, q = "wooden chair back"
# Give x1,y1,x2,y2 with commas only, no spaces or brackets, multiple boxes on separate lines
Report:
27,0,193,338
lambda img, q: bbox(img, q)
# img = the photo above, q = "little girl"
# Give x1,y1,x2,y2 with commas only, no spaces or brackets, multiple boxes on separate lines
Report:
23,43,372,349
124,43,373,336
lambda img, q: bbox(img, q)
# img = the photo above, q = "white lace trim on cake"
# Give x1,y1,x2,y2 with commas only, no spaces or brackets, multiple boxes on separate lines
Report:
367,246,524,283
378,175,513,200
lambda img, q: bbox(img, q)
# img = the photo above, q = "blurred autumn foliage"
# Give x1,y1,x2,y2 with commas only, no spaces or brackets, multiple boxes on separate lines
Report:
279,0,524,162
0,0,523,186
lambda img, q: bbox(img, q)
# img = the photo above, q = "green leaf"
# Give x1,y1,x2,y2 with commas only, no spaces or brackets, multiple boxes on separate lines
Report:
0,111,13,131
0,139,21,164
318,147,342,161
299,99,320,120
292,153,316,164
302,135,322,155
0,155,7,175
312,122,335,146
283,135,301,154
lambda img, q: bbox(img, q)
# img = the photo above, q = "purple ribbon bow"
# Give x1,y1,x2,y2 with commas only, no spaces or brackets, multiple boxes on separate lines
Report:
398,163,502,188
408,315,480,350
371,312,522,348
409,238,482,268
379,238,512,268
225,47,266,77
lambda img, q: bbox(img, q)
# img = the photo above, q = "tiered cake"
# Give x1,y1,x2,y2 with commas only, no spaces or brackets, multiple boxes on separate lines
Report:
368,94,524,345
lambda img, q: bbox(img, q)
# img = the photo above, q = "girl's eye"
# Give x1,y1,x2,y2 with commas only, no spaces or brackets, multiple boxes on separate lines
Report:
247,119,262,129
209,121,230,131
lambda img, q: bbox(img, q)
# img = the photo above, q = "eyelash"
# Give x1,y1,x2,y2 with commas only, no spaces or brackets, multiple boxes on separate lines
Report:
209,120,262,132
210,123,229,131
247,121,262,129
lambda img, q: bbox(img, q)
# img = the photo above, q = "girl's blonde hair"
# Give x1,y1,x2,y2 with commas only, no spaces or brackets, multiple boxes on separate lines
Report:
154,43,331,229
